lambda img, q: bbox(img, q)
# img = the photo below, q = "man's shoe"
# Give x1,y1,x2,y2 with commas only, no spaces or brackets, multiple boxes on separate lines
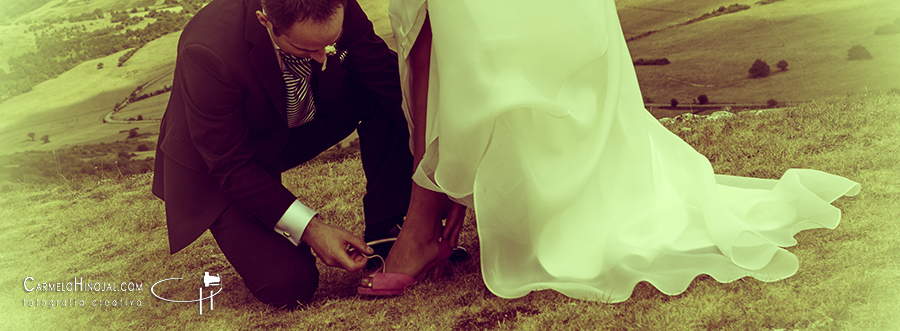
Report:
449,246,468,263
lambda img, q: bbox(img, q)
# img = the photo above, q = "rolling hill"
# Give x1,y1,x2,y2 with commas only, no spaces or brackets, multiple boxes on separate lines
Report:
624,0,900,104
0,0,897,157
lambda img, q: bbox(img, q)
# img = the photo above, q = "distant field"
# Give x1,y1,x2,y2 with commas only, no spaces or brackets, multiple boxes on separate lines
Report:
614,0,748,38
1,0,897,157
0,30,179,155
626,0,900,104
13,0,158,21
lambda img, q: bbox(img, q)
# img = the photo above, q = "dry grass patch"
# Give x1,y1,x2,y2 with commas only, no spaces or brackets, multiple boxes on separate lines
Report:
1,94,897,329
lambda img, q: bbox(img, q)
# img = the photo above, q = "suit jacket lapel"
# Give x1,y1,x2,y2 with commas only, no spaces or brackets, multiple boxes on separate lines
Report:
310,57,343,123
244,0,288,122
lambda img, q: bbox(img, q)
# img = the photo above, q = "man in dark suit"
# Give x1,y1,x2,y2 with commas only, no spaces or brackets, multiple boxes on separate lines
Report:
151,0,412,306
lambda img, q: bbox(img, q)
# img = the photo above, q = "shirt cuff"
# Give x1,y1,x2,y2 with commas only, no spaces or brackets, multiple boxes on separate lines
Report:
274,200,317,246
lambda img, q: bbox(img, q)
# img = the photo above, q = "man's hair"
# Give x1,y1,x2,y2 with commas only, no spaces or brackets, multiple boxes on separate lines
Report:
261,0,347,36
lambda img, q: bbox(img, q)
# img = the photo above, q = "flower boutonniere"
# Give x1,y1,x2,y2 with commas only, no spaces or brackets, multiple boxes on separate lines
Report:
321,43,338,71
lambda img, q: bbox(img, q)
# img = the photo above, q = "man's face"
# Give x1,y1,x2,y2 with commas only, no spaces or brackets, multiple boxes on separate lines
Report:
256,8,344,63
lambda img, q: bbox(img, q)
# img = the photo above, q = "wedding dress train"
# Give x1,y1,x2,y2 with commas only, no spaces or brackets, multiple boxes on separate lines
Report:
388,0,860,302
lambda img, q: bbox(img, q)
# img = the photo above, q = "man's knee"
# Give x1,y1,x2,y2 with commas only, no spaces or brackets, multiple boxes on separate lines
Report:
248,266,319,307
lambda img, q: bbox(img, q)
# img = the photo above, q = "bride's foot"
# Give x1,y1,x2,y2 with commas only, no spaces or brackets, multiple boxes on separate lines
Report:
358,231,441,288
388,232,441,276
357,184,456,295
357,235,452,296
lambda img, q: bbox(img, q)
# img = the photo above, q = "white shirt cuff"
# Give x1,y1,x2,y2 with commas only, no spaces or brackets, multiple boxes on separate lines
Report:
274,200,317,246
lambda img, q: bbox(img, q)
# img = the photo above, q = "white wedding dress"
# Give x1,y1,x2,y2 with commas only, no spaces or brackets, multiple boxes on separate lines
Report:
388,0,861,302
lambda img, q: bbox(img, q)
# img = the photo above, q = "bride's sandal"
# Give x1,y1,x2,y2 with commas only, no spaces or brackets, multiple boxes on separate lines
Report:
357,240,452,296
348,237,397,275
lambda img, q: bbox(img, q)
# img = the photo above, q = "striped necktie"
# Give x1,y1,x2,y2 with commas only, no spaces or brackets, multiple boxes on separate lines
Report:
280,51,316,128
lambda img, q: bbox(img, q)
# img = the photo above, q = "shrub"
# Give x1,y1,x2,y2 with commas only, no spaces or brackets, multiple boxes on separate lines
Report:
748,59,771,78
633,58,671,66
137,115,143,121
128,128,139,138
767,99,778,108
698,95,709,105
685,4,751,24
41,135,50,144
670,98,679,108
97,62,104,70
80,162,97,175
847,45,873,60
110,11,130,23
27,132,35,141
118,48,138,67
874,23,900,35
776,60,788,71
137,144,150,152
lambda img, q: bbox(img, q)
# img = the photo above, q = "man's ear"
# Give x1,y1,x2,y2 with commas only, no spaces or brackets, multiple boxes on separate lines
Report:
255,10,272,29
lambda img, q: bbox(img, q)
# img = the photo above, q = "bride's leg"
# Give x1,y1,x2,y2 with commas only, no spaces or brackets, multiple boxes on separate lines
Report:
442,202,466,249
365,15,445,280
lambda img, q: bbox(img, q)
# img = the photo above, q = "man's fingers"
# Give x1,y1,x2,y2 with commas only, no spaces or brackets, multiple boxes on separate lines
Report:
332,248,367,272
306,221,371,271
344,233,374,255
332,249,358,271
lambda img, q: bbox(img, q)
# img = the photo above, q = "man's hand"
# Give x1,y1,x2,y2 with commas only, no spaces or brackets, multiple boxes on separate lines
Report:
301,216,373,272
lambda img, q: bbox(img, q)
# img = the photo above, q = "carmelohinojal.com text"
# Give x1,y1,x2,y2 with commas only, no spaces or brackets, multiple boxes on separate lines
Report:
23,277,144,308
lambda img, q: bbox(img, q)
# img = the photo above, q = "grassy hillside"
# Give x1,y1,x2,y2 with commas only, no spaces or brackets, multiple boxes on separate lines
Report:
0,0,394,158
625,0,900,104
0,29,179,156
614,0,751,38
11,0,157,21
1,94,898,329
0,0,896,159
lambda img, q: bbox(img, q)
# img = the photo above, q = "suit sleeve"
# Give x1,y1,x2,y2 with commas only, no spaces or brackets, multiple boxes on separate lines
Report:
338,0,404,123
178,43,297,229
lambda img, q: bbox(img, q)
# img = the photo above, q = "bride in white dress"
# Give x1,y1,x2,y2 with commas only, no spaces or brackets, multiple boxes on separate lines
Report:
358,0,861,301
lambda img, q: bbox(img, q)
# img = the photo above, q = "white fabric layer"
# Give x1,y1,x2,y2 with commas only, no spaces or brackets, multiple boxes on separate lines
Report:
388,0,861,302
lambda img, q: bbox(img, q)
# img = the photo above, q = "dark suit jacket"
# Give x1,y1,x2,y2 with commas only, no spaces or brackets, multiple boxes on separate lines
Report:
152,0,403,254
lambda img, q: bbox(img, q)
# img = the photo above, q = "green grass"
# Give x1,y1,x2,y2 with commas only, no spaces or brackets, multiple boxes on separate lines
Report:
1,93,898,330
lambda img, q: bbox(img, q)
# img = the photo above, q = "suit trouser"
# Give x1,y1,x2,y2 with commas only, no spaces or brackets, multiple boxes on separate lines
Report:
209,76,413,306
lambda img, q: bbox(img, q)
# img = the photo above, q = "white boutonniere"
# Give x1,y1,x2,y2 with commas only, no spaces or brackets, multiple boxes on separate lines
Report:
321,43,337,71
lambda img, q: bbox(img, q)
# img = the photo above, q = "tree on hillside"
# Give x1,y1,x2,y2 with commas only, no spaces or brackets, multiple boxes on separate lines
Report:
97,62,104,70
776,60,789,71
697,95,709,105
670,98,679,108
110,11,130,23
767,99,779,108
28,132,35,141
847,45,873,60
748,59,771,78
41,135,50,144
